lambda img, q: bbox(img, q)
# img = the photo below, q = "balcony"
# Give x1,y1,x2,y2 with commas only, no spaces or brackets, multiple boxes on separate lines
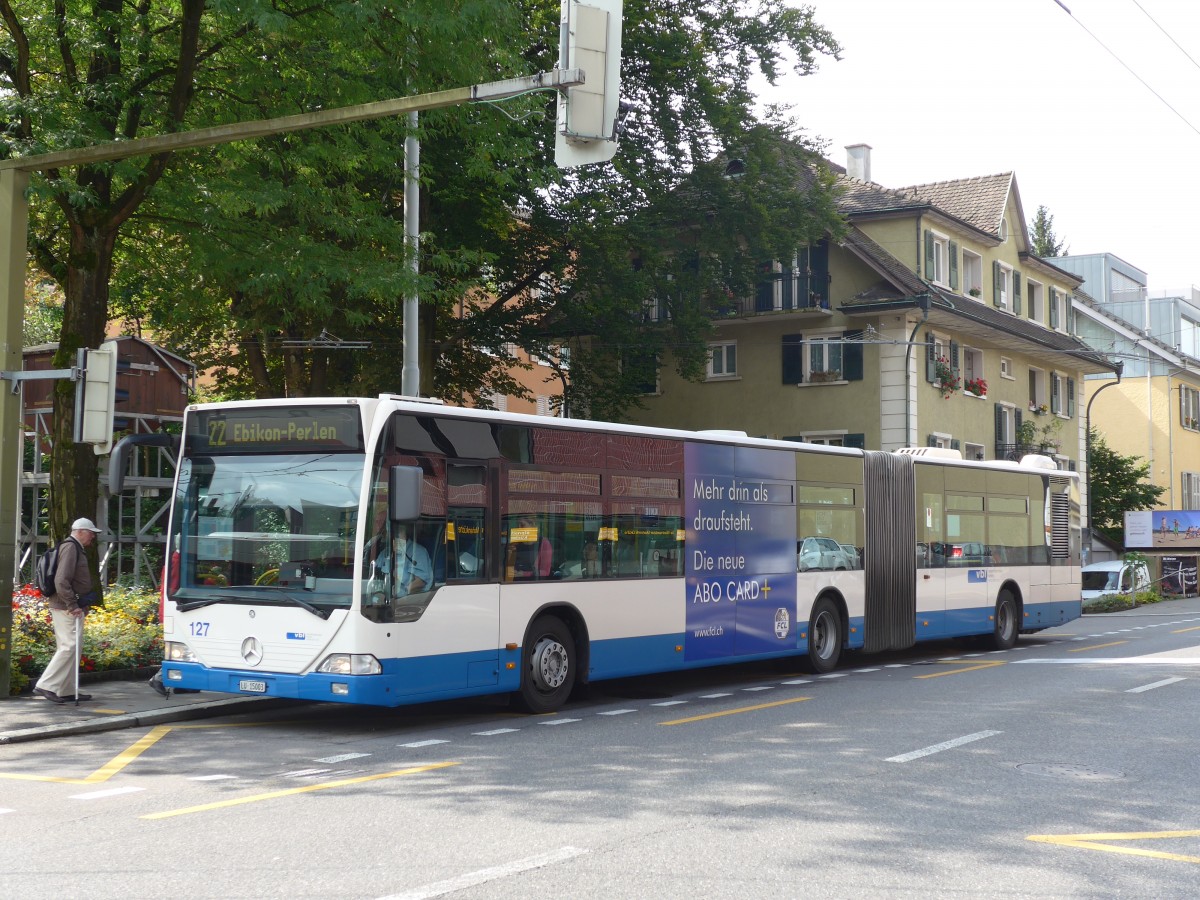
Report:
994,442,1061,462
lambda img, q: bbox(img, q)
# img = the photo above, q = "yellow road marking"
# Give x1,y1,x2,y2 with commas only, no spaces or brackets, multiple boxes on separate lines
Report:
1028,830,1200,864
141,762,460,819
1171,626,1200,634
93,708,126,715
1068,641,1128,653
915,660,1005,679
658,696,810,725
81,725,174,783
0,726,175,784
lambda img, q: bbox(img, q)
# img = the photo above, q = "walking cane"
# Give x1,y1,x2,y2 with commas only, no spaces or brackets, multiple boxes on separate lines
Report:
74,613,81,707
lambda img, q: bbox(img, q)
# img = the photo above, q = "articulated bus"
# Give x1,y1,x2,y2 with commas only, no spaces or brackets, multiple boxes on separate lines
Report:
112,396,1082,713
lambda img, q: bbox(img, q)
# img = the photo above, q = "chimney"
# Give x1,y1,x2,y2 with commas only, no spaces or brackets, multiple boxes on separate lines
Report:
845,143,872,182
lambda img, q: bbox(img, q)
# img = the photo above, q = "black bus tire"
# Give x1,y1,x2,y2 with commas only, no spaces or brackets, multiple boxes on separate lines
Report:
516,615,576,714
805,597,843,674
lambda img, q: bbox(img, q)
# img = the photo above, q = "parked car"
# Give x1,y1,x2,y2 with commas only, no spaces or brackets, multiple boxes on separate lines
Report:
797,536,854,571
1081,559,1150,601
931,541,992,567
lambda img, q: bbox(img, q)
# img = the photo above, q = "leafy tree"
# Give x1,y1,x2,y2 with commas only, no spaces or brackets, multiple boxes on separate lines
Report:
1088,428,1165,544
113,0,846,417
1030,204,1067,258
23,269,62,347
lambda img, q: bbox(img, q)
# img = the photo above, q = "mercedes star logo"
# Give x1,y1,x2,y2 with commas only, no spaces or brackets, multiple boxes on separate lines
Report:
241,636,264,666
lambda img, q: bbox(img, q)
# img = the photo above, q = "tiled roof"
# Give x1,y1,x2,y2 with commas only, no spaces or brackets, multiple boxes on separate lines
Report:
895,173,1014,238
835,176,929,217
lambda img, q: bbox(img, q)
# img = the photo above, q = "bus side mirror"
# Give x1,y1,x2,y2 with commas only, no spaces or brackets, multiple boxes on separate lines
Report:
108,432,179,494
389,465,423,522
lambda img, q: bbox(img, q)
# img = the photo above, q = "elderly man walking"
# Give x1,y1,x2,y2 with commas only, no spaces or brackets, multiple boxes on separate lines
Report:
33,517,103,704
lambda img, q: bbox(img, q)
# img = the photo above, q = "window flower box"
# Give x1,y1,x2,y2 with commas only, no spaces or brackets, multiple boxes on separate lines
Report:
964,377,987,397
933,356,960,399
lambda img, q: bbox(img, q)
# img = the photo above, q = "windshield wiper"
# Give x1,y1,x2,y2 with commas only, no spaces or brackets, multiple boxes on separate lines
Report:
274,592,332,620
176,597,225,612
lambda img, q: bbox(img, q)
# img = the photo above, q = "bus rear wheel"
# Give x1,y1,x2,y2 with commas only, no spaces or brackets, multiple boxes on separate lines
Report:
805,597,843,674
516,615,576,714
990,590,1019,650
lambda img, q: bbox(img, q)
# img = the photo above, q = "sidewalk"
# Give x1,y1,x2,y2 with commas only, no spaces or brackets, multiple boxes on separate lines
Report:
0,678,297,745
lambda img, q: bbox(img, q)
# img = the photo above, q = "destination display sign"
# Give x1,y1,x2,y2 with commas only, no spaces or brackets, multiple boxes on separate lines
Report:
188,406,364,453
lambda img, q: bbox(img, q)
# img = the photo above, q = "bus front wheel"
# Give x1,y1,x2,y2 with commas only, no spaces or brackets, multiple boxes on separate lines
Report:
805,597,843,674
990,591,1019,650
516,615,576,714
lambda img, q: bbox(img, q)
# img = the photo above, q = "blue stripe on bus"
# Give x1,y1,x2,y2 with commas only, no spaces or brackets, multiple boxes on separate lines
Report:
162,600,1080,707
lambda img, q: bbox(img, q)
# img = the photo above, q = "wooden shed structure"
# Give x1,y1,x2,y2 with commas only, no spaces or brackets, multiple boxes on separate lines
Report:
19,336,194,587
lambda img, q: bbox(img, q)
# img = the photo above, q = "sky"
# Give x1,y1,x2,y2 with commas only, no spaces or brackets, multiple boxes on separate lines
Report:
755,0,1200,295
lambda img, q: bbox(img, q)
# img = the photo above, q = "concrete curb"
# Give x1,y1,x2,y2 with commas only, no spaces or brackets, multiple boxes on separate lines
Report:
0,696,299,745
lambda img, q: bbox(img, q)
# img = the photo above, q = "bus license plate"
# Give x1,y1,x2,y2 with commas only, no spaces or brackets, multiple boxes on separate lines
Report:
238,679,267,693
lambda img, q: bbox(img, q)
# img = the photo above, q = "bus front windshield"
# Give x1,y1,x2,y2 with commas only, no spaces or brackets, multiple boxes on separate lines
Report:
169,453,366,616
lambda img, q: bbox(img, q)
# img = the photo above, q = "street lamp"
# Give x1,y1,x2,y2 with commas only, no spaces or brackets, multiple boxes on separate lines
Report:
1084,360,1124,564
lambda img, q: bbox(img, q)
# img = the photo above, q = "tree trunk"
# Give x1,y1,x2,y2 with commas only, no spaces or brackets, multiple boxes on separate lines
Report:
49,225,117,543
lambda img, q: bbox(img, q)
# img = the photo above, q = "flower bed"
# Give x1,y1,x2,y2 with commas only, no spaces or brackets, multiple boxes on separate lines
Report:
9,584,163,695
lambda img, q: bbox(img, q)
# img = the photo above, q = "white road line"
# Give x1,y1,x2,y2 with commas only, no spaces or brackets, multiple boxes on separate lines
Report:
314,752,372,764
378,846,588,900
280,768,332,778
473,728,519,736
0,808,13,814
886,730,1002,763
538,718,581,726
651,700,687,706
780,679,811,685
882,664,909,668
742,686,773,691
597,709,636,716
700,692,732,698
819,673,848,679
852,667,881,673
398,740,450,748
70,786,146,800
1014,658,1200,665
1126,677,1186,693
188,774,238,781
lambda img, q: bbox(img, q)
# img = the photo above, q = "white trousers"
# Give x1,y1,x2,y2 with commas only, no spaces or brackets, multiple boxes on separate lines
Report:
35,608,81,697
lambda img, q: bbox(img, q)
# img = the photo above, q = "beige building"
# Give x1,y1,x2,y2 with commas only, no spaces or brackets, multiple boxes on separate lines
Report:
625,145,1117,469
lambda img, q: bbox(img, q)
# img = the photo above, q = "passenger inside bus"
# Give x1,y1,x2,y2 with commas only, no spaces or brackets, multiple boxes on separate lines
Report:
508,515,553,580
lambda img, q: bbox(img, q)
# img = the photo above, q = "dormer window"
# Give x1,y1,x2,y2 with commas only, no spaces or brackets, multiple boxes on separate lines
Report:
923,230,957,289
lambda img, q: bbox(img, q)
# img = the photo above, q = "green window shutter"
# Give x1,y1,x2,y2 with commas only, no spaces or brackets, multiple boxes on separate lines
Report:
949,240,959,290
926,333,937,382
1050,287,1059,328
1067,296,1075,333
842,330,864,381
927,434,938,447
1051,372,1060,413
843,433,866,450
925,230,935,279
950,438,961,452
950,340,960,376
782,333,804,384
1013,271,1022,316
1067,377,1076,417
995,403,1004,442
993,261,1002,306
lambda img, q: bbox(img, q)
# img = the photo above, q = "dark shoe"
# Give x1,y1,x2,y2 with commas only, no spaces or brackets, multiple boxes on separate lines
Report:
64,693,92,702
148,674,170,698
33,687,66,704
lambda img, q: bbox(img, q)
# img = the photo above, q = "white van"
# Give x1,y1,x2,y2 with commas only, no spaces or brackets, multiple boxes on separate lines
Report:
1081,560,1151,601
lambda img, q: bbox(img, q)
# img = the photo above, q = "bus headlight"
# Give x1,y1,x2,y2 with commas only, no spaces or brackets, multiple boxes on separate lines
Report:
164,641,197,662
316,653,382,676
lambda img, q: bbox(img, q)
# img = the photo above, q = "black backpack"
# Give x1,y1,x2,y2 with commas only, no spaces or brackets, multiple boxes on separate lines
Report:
34,540,64,595
35,537,94,607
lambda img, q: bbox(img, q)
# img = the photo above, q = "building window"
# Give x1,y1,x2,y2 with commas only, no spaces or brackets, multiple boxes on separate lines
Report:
964,441,985,461
489,392,508,411
996,404,1016,445
1049,287,1065,330
962,250,982,297
1026,279,1043,322
707,342,737,379
1184,472,1200,510
1000,357,1013,379
963,347,985,395
1029,368,1047,413
1182,386,1200,430
993,262,1012,311
925,230,950,286
1050,372,1065,415
807,335,844,382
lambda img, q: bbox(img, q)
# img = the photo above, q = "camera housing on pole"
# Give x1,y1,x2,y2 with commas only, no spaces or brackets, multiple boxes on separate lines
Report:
555,0,624,168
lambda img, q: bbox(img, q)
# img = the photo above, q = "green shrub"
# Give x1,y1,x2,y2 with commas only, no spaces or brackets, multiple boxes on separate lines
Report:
9,583,162,695
1083,587,1163,614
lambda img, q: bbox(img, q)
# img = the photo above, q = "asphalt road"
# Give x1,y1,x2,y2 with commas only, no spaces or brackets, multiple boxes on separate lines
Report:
4,603,1200,899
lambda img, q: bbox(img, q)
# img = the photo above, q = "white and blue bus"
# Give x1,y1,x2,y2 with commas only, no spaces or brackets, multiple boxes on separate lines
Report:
112,396,1082,712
